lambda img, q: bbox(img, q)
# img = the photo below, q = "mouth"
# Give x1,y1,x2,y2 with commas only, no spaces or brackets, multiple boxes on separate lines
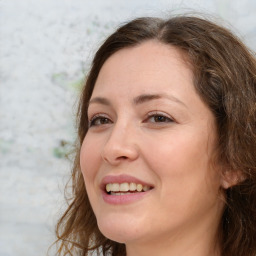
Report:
100,175,154,202
105,182,153,195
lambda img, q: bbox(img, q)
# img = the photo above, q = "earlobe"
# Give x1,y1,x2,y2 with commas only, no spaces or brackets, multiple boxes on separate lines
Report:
221,170,245,189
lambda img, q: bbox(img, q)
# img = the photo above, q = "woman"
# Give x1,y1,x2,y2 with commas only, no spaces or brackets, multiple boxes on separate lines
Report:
55,15,256,256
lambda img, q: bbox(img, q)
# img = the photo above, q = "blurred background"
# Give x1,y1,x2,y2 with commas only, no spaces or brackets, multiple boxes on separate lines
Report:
0,0,255,255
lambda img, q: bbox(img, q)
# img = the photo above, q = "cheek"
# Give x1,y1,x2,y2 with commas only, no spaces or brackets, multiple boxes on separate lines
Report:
144,131,210,176
142,129,220,205
80,135,104,216
80,136,101,187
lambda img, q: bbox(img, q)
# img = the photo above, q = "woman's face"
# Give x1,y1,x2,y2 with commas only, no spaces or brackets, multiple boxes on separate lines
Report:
80,41,224,248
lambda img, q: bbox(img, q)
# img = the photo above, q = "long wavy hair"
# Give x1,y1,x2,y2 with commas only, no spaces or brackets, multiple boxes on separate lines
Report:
55,15,256,256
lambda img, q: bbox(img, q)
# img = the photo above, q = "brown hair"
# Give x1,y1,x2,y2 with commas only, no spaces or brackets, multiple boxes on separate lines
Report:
55,15,256,256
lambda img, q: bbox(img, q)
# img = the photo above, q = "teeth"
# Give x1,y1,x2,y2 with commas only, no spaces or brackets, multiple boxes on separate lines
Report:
143,185,150,192
119,182,129,192
130,183,137,191
137,184,143,192
112,183,119,192
105,182,151,193
106,184,111,192
111,192,131,195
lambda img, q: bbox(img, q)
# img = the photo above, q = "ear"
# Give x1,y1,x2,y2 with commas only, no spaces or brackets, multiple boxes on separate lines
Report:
221,169,245,189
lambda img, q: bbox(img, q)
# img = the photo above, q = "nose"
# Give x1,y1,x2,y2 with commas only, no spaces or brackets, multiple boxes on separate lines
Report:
101,121,139,165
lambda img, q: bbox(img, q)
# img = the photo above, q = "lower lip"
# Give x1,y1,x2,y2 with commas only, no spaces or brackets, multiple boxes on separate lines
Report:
102,190,151,205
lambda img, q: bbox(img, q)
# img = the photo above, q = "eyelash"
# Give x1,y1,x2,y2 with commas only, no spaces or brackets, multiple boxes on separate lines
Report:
88,112,174,128
88,114,112,127
145,112,174,124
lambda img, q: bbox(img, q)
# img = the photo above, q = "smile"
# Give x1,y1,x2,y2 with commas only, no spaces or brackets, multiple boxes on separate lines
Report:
101,175,154,204
106,182,151,195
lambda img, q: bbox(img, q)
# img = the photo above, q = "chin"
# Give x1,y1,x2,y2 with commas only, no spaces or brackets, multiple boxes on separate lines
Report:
97,215,142,243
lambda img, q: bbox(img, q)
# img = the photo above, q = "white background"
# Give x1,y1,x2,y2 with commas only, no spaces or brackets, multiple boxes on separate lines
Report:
0,0,255,255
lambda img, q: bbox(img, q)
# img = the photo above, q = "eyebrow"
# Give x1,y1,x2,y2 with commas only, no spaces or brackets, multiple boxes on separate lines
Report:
89,93,187,108
133,93,186,107
89,97,111,106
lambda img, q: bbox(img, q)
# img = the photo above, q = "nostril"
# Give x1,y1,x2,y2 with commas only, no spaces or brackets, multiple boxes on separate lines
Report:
119,156,128,159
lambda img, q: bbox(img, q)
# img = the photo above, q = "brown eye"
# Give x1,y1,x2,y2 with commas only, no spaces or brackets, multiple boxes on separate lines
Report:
147,114,173,123
89,116,112,127
153,115,169,122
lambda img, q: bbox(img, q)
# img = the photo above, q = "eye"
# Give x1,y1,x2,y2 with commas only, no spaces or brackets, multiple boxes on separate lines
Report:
89,115,112,127
145,112,174,124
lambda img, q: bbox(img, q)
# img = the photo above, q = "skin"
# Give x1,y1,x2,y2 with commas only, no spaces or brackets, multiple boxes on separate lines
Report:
80,41,225,256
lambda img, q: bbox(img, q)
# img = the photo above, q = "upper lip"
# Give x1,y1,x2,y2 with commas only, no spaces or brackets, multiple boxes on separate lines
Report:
100,174,154,190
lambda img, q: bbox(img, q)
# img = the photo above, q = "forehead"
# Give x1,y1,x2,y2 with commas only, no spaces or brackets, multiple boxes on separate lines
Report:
92,40,194,100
